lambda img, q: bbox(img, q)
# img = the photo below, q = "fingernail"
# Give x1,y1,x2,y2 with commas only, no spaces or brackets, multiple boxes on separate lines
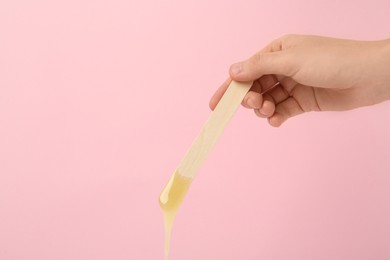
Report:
260,107,267,115
230,63,242,75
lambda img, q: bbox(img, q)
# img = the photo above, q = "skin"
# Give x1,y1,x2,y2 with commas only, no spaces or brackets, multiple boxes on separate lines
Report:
209,35,390,127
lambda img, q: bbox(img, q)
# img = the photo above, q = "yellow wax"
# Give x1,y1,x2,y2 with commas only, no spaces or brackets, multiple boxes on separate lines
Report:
159,171,192,260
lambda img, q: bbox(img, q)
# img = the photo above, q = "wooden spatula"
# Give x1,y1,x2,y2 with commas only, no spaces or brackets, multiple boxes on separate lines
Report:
175,80,252,179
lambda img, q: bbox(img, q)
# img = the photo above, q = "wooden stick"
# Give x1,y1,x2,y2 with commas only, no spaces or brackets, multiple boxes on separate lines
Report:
177,80,252,179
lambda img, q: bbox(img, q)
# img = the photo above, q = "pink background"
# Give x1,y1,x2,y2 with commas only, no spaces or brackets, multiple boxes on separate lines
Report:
1,0,389,259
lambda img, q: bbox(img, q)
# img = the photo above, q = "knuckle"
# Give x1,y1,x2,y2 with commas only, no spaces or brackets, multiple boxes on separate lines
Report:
252,52,266,65
280,34,300,48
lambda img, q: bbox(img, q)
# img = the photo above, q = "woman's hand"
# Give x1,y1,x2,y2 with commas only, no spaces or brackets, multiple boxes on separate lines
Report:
210,35,390,127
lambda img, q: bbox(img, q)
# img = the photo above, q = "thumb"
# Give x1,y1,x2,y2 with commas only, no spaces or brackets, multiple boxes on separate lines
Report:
229,51,295,82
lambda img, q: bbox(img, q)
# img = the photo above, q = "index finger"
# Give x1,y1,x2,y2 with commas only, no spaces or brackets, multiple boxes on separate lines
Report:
209,77,232,110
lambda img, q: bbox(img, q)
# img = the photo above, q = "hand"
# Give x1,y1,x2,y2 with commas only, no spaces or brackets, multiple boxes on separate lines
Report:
209,35,390,127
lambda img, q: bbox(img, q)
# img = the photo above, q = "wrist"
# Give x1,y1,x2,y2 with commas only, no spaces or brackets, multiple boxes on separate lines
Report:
357,39,390,105
383,39,390,56
382,39,390,100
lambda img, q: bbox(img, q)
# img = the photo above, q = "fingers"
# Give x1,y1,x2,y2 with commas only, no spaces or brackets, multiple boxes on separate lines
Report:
257,75,279,93
210,75,278,110
263,82,290,104
254,97,275,118
241,75,279,113
211,35,296,111
251,82,306,127
251,90,305,127
244,88,276,118
209,78,231,110
210,34,303,125
230,51,296,82
210,76,304,127
210,78,305,127
268,97,304,127
228,35,298,82
242,90,263,109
